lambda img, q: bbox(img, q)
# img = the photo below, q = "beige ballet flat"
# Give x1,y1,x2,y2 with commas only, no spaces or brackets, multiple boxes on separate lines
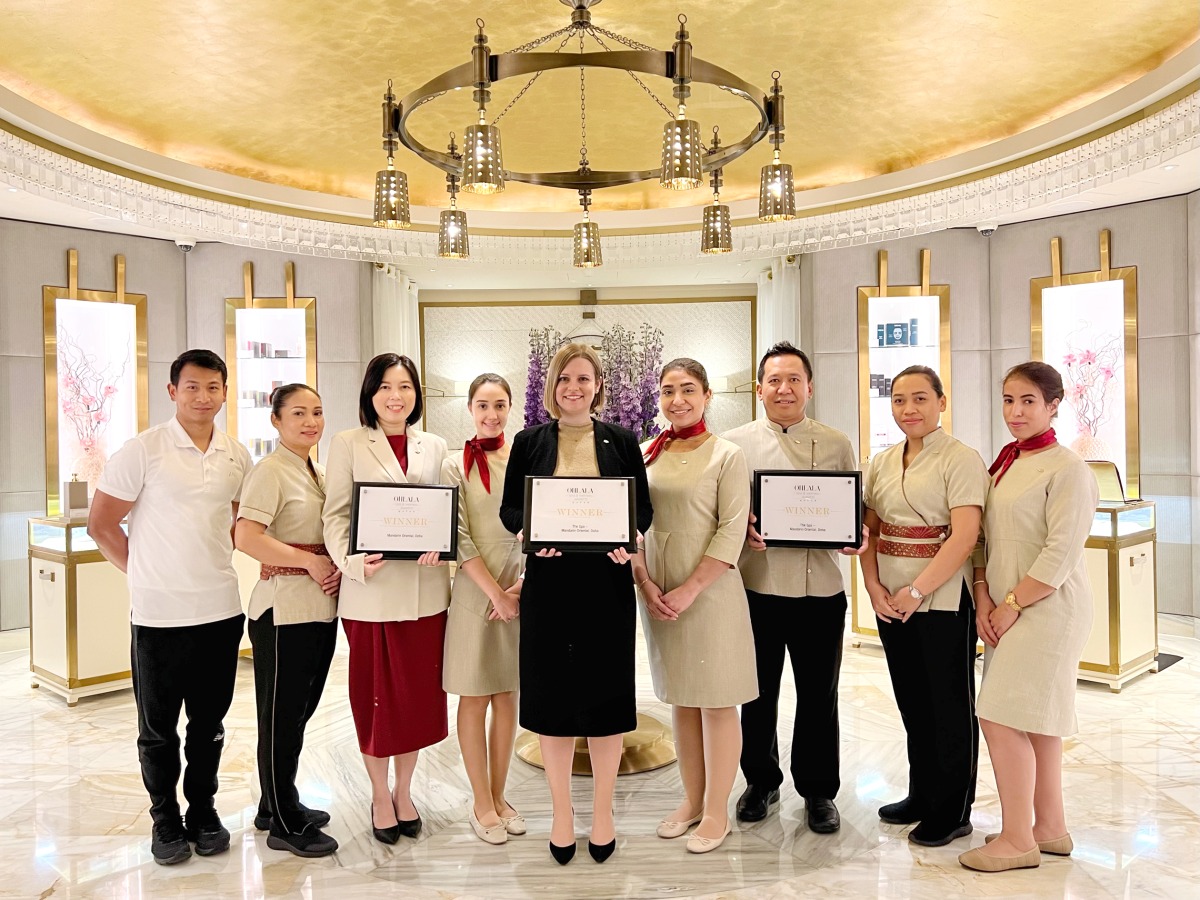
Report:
686,821,733,854
499,810,527,836
959,845,1040,872
657,812,704,839
469,810,508,845
985,832,1073,856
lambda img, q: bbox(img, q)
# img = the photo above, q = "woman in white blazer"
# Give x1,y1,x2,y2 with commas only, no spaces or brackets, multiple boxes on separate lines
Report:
323,352,450,844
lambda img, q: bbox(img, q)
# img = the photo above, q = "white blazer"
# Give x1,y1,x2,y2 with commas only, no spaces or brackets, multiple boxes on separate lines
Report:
322,426,451,623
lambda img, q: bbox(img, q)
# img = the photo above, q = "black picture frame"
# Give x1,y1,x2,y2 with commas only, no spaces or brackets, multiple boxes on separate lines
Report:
348,481,459,560
752,469,863,550
522,475,637,554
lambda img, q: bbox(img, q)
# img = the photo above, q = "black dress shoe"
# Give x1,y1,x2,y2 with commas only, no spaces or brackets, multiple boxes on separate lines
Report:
804,798,840,834
254,805,332,831
878,797,924,825
396,810,423,839
151,819,192,866
908,820,973,847
371,802,401,845
588,838,616,863
185,808,231,856
549,840,577,864
736,785,781,823
266,822,339,857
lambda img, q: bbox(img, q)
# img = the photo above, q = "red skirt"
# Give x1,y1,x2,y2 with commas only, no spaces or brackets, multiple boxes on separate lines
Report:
343,613,448,757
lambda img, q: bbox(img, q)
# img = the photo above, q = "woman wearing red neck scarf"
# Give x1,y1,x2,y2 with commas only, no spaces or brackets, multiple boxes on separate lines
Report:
631,358,757,855
440,373,525,846
959,362,1098,874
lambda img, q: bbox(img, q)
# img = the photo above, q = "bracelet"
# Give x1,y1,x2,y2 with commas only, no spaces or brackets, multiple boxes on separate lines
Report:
972,579,987,586
637,577,651,587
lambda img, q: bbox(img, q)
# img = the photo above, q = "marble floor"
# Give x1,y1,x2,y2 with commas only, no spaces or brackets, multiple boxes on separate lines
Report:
3,616,1198,899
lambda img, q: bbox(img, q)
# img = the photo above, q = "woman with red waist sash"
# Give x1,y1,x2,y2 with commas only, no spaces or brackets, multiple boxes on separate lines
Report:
234,383,341,858
860,366,990,848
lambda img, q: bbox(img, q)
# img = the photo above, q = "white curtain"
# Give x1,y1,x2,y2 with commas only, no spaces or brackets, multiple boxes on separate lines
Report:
371,264,421,363
755,255,802,354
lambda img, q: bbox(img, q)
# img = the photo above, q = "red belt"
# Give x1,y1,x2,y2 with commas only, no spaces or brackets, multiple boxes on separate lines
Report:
877,523,947,559
261,543,329,579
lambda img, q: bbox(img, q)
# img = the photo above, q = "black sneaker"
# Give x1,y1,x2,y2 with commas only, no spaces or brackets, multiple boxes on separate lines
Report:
151,819,192,866
266,822,339,858
878,797,925,825
185,808,231,856
908,819,973,847
253,805,332,831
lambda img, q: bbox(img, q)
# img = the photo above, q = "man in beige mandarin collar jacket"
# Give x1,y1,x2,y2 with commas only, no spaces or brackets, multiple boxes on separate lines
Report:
722,342,863,836
322,426,451,622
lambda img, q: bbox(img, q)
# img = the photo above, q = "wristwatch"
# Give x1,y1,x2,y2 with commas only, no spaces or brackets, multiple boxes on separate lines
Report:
908,584,925,602
1004,590,1022,613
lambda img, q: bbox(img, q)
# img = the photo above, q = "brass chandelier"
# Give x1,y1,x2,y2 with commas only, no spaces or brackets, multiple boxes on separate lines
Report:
371,0,795,264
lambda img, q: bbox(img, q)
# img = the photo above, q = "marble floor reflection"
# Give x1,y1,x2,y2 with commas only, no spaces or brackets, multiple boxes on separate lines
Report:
3,615,1198,899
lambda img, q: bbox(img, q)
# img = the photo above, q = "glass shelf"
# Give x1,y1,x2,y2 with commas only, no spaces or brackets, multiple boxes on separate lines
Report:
30,516,126,555
1090,501,1155,540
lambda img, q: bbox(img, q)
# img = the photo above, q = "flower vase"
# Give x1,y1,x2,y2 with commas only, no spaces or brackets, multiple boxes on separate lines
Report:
1070,431,1111,461
73,442,107,492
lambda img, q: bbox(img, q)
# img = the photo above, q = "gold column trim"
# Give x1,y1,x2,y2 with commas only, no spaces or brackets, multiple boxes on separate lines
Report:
225,262,319,460
1099,228,1111,281
1030,230,1140,498
920,248,931,296
285,261,296,309
43,251,150,516
67,249,79,299
878,249,889,299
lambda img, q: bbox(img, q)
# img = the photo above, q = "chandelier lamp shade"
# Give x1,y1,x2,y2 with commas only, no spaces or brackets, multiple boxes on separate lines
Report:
369,1,797,248
438,132,470,259
699,125,733,253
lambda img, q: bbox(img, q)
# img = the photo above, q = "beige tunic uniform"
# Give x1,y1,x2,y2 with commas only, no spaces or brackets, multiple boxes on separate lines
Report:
238,446,336,625
976,445,1098,736
722,416,858,598
441,448,522,696
862,428,989,612
640,435,758,707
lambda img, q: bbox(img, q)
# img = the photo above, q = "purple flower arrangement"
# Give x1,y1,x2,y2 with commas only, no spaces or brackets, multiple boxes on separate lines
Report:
524,327,561,428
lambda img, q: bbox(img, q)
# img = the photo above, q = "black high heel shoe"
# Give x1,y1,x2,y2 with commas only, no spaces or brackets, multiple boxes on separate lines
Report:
371,802,400,845
588,838,616,863
549,840,577,865
397,807,422,839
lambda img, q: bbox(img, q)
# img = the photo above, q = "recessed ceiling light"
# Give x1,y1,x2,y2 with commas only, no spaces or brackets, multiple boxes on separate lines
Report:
5,187,17,192
1162,164,1179,171
429,267,435,272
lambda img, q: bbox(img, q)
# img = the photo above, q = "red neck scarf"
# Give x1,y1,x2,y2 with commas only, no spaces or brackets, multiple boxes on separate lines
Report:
989,427,1057,485
463,433,505,492
386,433,409,474
643,419,708,465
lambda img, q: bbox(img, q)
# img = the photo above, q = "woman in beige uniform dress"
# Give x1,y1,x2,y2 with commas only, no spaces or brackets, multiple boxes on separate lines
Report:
959,361,1098,873
633,358,757,855
441,374,525,845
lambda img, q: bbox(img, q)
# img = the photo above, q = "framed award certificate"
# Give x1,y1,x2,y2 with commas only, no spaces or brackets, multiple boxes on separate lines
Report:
522,476,637,554
348,482,459,560
753,470,863,550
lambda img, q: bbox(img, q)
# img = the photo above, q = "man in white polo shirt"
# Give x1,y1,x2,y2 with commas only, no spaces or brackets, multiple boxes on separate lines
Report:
88,349,253,866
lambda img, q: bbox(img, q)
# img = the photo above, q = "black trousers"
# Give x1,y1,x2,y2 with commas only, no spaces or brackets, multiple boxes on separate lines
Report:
739,590,846,801
877,582,979,827
130,613,245,826
249,609,337,834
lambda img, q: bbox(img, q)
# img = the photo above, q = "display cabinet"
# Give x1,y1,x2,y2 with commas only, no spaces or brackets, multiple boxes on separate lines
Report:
225,261,317,464
28,517,132,705
1079,499,1158,691
851,249,952,642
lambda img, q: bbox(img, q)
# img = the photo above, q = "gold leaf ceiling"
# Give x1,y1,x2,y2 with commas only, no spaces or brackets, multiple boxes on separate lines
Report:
0,0,1195,213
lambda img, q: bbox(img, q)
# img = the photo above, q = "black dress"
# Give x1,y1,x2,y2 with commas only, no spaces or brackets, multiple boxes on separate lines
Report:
499,419,653,737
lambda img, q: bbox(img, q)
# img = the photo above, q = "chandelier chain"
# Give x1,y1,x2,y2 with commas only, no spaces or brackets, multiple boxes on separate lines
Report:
506,23,575,55
578,33,590,167
492,32,576,126
585,27,674,118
